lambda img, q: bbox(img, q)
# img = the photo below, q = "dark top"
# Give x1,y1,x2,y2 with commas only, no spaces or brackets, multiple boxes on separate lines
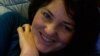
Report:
0,12,29,56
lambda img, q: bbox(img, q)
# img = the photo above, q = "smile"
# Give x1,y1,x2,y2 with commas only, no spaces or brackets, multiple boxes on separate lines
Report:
39,32,57,46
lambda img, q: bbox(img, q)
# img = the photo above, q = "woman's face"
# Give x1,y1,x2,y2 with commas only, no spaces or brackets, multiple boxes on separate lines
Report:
31,0,75,53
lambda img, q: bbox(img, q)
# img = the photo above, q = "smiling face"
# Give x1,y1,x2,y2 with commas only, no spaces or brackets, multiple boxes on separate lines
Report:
31,0,75,53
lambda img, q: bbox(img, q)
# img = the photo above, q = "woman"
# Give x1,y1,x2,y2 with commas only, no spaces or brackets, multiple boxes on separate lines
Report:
17,0,100,56
0,0,99,56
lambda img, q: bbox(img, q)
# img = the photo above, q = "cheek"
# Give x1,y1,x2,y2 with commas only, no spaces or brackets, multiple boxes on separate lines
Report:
32,14,45,29
58,32,74,44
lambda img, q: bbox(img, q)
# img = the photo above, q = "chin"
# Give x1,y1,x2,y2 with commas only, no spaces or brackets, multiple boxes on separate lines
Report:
36,43,63,54
36,44,52,53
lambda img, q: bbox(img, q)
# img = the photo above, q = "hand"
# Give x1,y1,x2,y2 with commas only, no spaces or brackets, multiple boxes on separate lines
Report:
17,24,39,56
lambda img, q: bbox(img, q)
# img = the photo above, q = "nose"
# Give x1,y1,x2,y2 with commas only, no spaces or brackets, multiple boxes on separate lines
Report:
44,23,57,36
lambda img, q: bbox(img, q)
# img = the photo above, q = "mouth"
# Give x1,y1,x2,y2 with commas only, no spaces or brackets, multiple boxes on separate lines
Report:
39,32,57,46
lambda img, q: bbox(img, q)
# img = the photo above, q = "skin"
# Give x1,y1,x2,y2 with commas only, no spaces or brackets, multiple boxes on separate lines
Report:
17,0,75,56
17,24,38,56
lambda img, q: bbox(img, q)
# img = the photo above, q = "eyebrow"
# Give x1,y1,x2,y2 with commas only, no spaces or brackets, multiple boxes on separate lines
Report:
43,8,74,26
63,21,74,26
44,8,54,17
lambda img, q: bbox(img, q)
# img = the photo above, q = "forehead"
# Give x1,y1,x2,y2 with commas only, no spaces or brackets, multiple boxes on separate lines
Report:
43,0,73,22
45,0,66,13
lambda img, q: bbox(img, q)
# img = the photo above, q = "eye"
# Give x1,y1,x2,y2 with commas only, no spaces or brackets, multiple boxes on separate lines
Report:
64,25,73,32
42,12,52,20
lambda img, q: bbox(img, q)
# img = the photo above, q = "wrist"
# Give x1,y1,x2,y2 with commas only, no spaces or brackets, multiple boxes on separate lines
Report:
20,49,39,56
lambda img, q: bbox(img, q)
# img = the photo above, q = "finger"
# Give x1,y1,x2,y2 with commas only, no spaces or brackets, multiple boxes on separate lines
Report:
17,27,24,41
17,27,24,34
17,27,25,47
22,24,31,32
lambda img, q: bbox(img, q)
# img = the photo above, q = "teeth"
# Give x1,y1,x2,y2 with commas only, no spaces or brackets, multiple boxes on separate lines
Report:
42,35,53,42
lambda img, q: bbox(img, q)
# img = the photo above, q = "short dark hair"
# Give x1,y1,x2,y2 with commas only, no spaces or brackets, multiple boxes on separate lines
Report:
28,0,77,22
28,0,100,55
28,0,52,22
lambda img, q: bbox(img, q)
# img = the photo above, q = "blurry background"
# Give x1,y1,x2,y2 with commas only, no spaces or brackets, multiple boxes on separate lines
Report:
0,0,30,18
